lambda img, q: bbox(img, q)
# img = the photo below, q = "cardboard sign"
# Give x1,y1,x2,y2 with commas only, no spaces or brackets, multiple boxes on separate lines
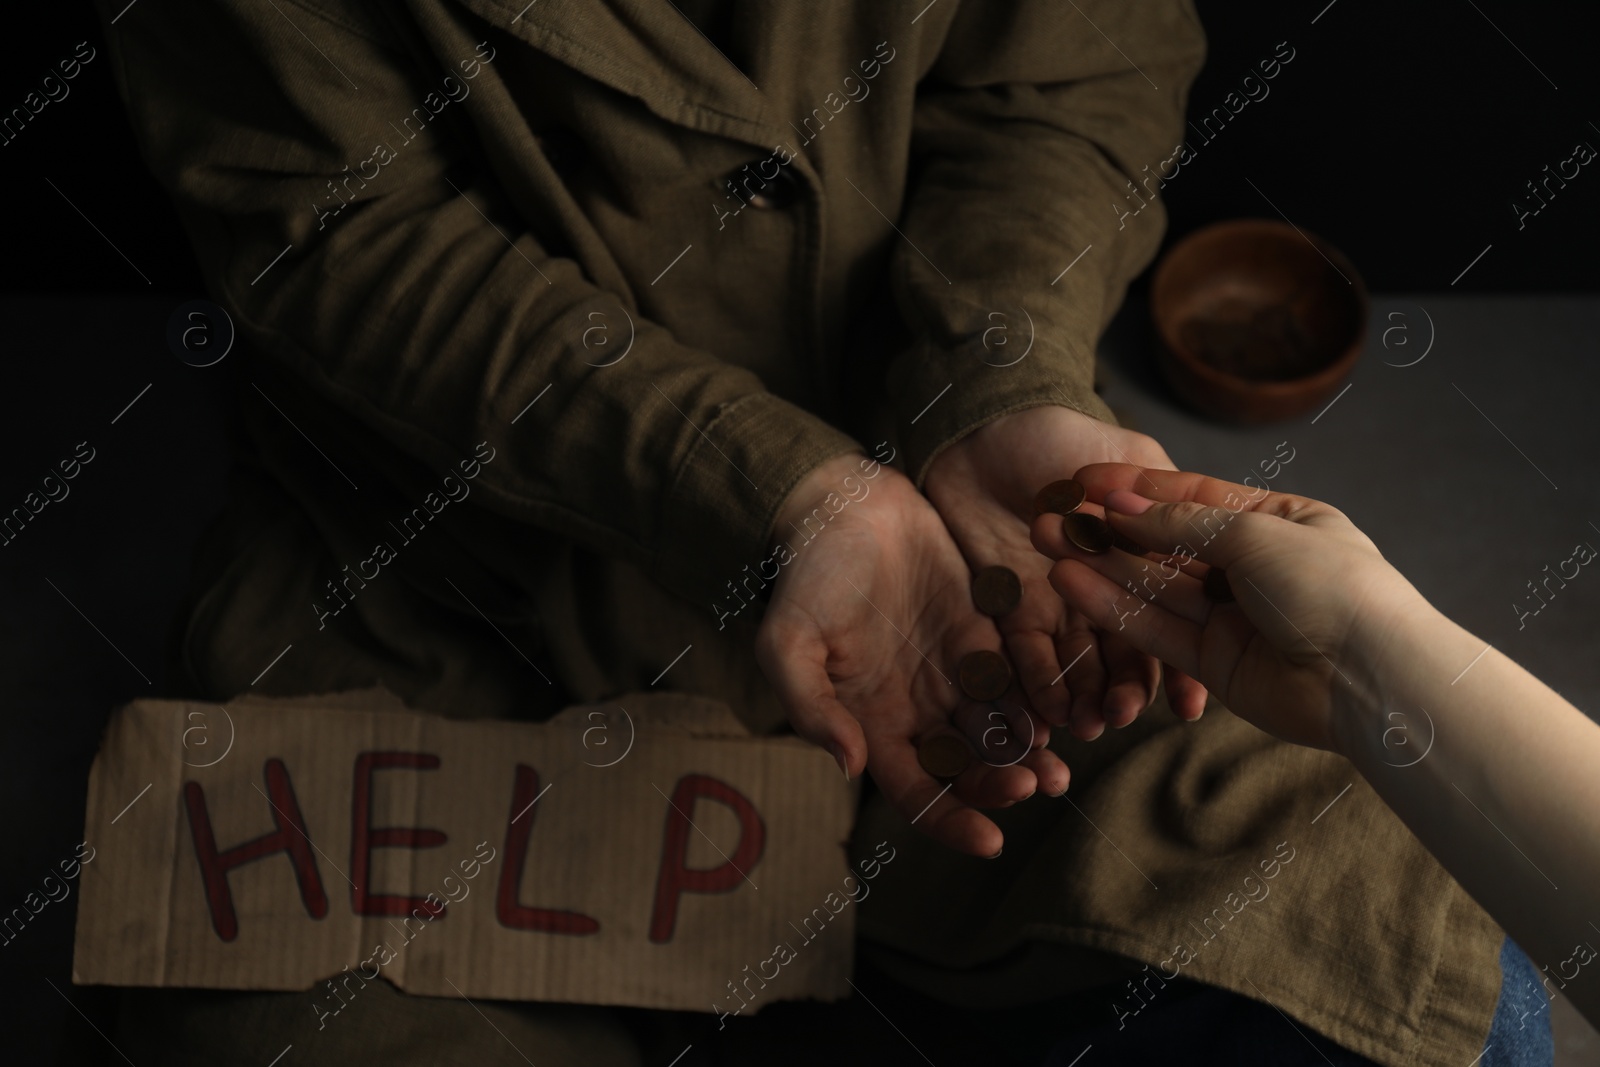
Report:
73,689,858,1012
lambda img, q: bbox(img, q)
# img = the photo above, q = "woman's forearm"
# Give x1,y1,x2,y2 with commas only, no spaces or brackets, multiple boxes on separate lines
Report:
1336,598,1600,1021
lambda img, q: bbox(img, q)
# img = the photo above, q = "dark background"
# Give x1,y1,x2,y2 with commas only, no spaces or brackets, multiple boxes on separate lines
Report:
4,0,1597,295
4,0,1597,1062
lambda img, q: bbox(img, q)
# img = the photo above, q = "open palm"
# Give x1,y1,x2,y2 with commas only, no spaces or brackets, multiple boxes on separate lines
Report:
925,406,1209,738
755,457,1067,857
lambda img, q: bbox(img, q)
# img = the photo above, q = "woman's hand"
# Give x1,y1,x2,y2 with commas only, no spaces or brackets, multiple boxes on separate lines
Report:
1032,463,1432,751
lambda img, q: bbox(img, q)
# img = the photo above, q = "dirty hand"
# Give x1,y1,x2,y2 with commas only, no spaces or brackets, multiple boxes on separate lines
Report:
926,406,1209,739
756,452,1067,858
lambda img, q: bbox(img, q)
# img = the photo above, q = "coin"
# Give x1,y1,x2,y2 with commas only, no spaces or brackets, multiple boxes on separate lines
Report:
959,649,1012,702
917,733,973,779
1062,513,1113,554
1033,479,1086,517
971,565,1022,617
1202,566,1234,603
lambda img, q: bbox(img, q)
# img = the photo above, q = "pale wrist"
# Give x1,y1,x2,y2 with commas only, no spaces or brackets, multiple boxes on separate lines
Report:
1329,590,1460,764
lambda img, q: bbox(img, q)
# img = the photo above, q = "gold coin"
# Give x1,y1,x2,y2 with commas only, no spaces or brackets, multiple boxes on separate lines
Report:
959,649,1012,702
1202,566,1234,603
1033,479,1086,517
917,734,973,779
971,565,1022,617
1062,513,1113,554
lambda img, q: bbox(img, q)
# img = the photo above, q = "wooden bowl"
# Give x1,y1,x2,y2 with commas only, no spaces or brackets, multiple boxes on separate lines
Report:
1151,219,1368,424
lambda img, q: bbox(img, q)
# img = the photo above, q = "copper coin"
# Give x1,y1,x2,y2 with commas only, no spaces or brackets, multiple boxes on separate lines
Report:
1202,566,1234,603
1033,479,1086,517
971,565,1022,617
959,649,1012,702
917,733,973,779
1062,513,1113,554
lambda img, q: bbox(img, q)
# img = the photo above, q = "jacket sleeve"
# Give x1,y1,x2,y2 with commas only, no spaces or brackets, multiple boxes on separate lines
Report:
886,0,1207,485
94,0,861,607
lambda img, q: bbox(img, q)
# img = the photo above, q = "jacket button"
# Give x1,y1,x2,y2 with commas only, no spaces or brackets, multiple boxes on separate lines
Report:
723,161,801,210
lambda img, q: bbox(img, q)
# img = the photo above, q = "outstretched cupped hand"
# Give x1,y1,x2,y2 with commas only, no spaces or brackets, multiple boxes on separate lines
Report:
756,457,1067,858
923,406,1210,739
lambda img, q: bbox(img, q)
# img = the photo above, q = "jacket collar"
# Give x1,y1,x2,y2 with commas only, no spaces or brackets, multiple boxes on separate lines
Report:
455,0,785,146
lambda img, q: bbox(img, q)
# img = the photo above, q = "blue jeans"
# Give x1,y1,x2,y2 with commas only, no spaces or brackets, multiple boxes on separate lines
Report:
1042,938,1552,1066
1482,937,1557,1067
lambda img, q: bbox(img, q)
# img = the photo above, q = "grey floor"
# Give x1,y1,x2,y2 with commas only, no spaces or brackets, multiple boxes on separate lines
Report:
3,295,1596,1061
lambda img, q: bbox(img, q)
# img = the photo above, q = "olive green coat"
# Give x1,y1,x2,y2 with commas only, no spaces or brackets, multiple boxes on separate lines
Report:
96,1,1502,1064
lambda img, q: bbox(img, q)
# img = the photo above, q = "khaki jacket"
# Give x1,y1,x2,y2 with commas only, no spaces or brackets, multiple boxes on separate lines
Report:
97,2,1503,1064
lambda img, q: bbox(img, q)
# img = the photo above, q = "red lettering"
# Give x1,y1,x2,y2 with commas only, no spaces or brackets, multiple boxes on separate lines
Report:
351,752,448,917
184,758,328,942
648,774,765,943
496,764,599,935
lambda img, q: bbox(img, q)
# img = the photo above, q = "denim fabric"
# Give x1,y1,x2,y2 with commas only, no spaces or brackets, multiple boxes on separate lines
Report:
1482,938,1556,1067
1039,937,1552,1066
